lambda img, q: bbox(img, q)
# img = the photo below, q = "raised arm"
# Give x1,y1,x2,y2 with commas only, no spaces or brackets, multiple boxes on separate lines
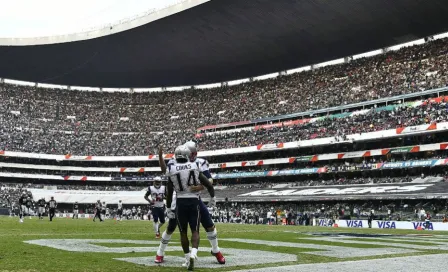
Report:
158,145,167,174
199,172,215,198
144,189,152,203
166,178,174,209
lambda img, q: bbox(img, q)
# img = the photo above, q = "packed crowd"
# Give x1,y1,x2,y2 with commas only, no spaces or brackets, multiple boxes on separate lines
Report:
219,176,418,191
212,199,448,224
0,37,447,155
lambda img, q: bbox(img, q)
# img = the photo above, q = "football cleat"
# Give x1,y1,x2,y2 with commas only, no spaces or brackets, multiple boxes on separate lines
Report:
154,255,164,263
187,257,195,271
211,251,226,264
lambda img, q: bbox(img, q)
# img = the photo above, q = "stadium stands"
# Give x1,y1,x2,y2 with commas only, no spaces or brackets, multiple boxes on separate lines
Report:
1,35,448,224
0,37,447,155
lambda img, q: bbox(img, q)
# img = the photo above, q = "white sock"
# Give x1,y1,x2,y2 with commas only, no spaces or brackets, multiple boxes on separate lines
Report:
207,229,220,253
191,248,198,259
153,222,159,233
184,253,190,261
156,231,172,256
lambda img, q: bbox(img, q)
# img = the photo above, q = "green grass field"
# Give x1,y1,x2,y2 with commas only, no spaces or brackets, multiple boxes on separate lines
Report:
1,216,448,272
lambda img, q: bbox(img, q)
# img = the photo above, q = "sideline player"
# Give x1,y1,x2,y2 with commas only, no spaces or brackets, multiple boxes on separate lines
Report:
72,201,79,219
38,197,46,220
102,202,107,220
18,191,27,223
117,200,123,221
165,145,215,271
93,200,103,222
144,176,166,238
48,196,57,221
26,195,34,219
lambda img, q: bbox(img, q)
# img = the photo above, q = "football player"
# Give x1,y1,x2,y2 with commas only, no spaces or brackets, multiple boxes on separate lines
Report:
137,206,142,220
38,197,46,220
184,141,225,264
117,200,123,221
131,206,136,219
72,201,79,219
102,202,107,220
165,145,215,271
18,191,27,223
26,196,33,219
145,176,166,238
93,200,103,222
48,196,57,221
155,145,225,267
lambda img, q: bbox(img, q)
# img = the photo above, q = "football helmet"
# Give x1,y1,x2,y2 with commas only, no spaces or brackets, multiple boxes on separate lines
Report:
153,176,162,188
185,141,198,162
174,145,191,163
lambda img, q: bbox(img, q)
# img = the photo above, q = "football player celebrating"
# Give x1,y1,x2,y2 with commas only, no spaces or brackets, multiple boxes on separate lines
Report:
185,141,225,264
154,145,225,266
165,145,215,271
144,176,166,238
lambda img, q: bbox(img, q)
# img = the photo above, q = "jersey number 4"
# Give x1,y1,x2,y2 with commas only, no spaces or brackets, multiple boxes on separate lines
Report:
176,171,198,191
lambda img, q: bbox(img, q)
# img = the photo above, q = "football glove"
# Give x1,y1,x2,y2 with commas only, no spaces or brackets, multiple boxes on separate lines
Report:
208,197,217,208
166,208,175,219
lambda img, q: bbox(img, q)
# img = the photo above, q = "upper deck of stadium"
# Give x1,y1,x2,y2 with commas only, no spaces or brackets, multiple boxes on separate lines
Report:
0,0,448,88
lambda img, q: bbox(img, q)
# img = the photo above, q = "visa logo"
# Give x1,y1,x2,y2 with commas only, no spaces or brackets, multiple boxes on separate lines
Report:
377,221,396,229
412,222,433,230
346,220,363,228
318,219,331,226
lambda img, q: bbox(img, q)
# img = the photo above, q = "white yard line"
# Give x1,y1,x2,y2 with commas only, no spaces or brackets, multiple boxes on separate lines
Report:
231,253,448,272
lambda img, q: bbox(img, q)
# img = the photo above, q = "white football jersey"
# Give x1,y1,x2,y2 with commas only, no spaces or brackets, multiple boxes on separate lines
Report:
166,160,201,199
149,185,166,208
118,202,123,210
168,158,210,175
171,191,177,209
196,157,210,174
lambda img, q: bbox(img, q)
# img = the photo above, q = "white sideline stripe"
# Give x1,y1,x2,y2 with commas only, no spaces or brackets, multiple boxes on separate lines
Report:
222,238,418,258
231,254,448,272
303,237,448,250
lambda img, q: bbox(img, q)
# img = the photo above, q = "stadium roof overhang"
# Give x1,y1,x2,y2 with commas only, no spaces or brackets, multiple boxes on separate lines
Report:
0,0,448,88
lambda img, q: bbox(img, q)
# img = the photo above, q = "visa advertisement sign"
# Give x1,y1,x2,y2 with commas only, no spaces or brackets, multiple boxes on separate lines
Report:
329,220,443,231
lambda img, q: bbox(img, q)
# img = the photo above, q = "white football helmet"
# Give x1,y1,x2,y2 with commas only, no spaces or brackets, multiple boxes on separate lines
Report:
174,145,191,163
153,176,162,188
185,141,198,162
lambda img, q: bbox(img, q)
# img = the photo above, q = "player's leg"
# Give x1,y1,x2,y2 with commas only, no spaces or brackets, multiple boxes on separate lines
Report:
187,199,201,271
152,209,160,238
158,208,166,233
199,200,225,264
19,205,24,223
155,218,177,263
176,199,192,268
